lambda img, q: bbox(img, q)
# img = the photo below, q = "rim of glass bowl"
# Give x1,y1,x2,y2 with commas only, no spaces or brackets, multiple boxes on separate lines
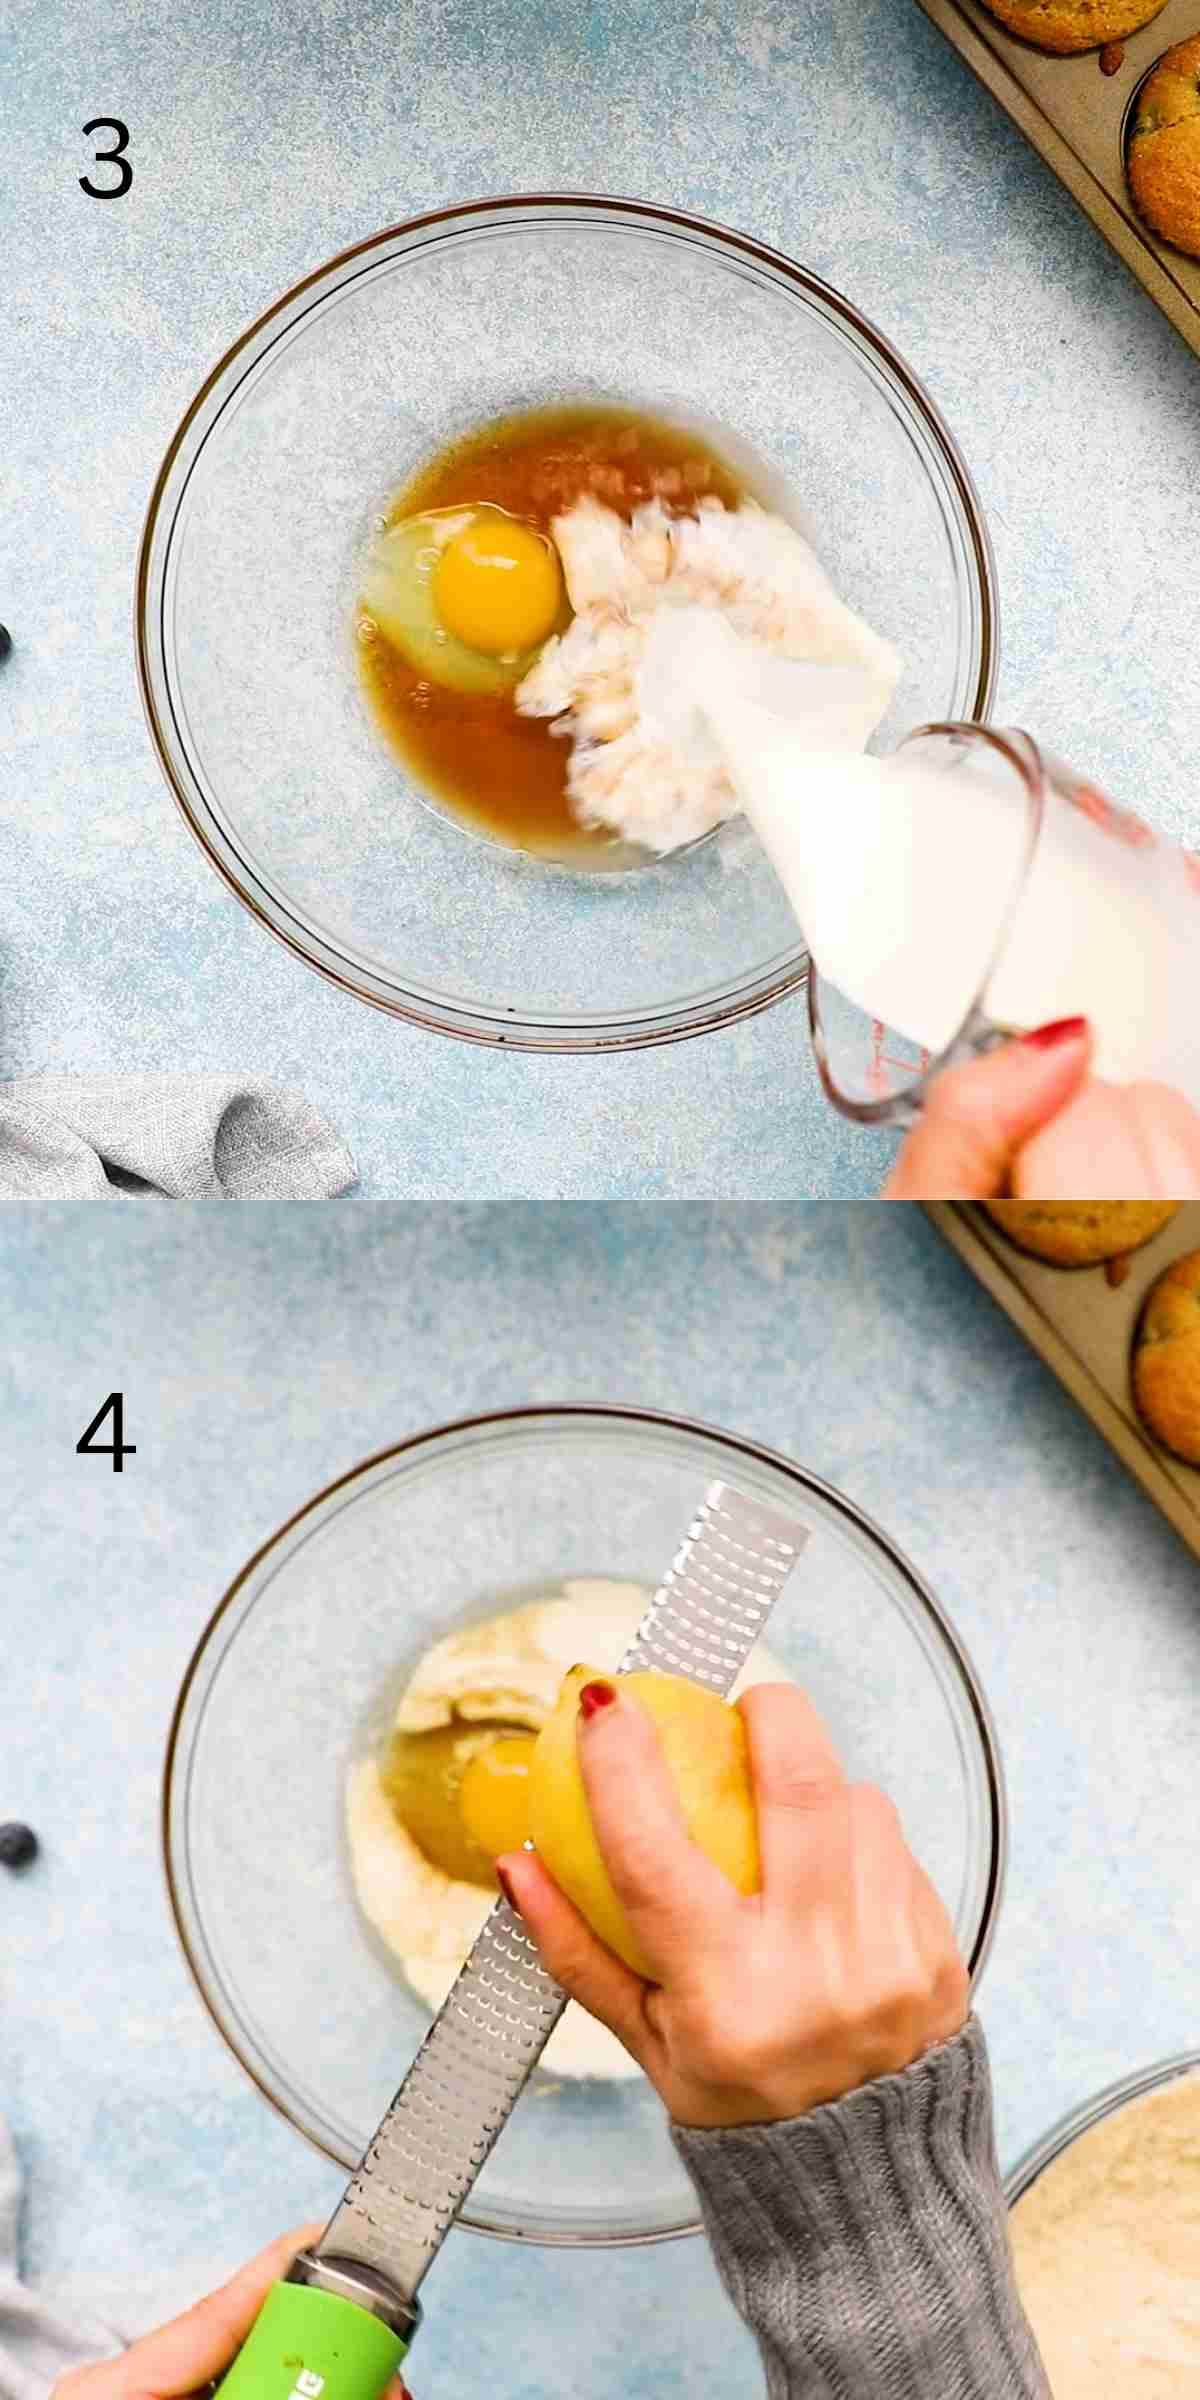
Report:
1005,2049,1200,2209
136,192,1000,1053
163,1401,1008,2248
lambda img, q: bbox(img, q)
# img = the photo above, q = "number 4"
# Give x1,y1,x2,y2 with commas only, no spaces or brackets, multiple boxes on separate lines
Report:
77,1392,136,1472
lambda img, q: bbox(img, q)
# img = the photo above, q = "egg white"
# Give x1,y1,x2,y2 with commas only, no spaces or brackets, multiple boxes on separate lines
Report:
361,505,555,696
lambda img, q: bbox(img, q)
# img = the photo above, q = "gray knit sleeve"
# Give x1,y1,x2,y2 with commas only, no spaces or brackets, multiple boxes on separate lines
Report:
671,2017,1050,2400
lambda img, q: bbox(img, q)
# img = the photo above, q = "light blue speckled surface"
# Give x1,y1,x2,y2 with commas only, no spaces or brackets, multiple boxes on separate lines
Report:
4,1204,1197,2391
5,0,1198,1193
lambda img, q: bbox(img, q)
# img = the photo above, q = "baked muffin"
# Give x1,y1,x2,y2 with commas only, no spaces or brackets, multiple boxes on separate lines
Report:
1127,35,1200,260
983,1200,1178,1265
978,0,1167,54
1133,1250,1200,1462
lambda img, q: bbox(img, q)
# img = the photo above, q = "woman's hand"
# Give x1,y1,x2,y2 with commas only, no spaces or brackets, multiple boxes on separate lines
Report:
881,1017,1200,1198
52,2227,413,2400
499,1681,967,2129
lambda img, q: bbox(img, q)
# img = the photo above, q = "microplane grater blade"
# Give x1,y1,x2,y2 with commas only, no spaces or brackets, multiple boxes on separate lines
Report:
615,1480,805,1686
318,1479,808,2298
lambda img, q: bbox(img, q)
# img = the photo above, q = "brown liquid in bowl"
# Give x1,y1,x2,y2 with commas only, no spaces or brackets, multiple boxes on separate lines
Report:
358,404,746,861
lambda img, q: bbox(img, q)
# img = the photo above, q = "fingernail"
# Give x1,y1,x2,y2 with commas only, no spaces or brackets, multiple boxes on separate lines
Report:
496,1862,521,1914
1021,1016,1087,1050
578,1679,617,1720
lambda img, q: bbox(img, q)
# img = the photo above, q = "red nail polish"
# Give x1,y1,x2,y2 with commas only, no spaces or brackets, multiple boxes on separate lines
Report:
496,1862,520,1913
1021,1016,1087,1050
578,1679,617,1720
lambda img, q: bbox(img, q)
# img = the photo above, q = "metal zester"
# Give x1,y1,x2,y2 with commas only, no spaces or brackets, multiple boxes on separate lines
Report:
216,1481,808,2400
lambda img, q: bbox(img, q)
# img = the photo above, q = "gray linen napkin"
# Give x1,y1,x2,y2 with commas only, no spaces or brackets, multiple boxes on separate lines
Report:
0,1078,356,1199
0,2115,238,2400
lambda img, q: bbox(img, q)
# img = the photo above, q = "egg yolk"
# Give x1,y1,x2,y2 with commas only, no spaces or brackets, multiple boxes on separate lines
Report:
434,515,562,657
457,1732,537,1862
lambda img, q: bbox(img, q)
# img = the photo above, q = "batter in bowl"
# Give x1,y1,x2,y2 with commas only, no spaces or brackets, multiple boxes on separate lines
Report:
1010,2069,1200,2392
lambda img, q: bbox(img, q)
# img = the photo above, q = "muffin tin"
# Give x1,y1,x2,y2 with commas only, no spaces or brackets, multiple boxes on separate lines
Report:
915,1,1200,360
926,1201,1200,1559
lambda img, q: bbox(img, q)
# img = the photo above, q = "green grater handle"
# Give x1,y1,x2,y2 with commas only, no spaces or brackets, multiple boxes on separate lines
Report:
214,2279,408,2400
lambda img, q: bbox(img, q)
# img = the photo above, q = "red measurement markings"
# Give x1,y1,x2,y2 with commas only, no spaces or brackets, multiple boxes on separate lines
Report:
867,1022,932,1090
1068,780,1155,852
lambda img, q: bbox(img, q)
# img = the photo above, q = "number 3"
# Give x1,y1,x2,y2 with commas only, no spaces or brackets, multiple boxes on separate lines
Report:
80,118,132,200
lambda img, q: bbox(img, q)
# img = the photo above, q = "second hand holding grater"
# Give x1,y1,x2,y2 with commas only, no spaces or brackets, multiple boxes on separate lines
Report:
216,1480,809,2400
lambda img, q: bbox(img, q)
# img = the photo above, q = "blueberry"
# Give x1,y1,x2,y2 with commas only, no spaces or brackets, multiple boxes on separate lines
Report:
0,1823,38,1870
0,627,11,662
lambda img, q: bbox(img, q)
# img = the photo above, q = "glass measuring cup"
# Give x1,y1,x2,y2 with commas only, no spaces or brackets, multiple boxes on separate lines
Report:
808,723,1200,1126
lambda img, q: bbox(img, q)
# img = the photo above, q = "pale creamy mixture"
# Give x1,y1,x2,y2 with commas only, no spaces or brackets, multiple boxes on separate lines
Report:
346,1576,786,2080
514,495,900,854
1011,2071,1200,2394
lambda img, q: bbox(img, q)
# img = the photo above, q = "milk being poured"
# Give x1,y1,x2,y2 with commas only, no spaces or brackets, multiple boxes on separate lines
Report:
638,607,1197,1092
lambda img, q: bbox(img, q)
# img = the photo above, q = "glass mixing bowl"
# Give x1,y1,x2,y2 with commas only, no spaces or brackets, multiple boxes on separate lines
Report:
163,1405,1006,2247
1006,2051,1200,2207
137,195,997,1050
